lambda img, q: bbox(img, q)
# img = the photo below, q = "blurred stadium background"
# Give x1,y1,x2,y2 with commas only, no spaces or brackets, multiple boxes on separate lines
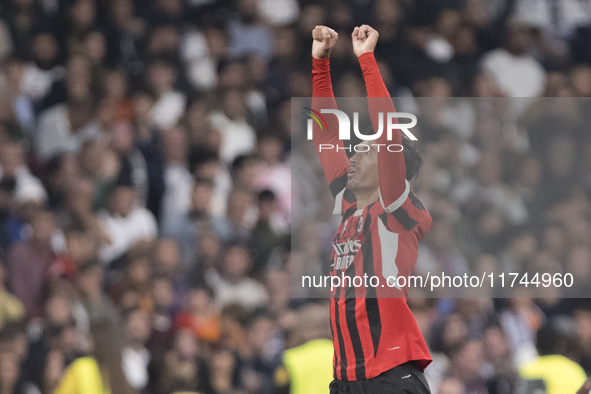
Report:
1,0,591,393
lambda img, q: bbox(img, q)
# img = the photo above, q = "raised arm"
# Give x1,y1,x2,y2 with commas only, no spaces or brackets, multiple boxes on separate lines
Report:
353,25,408,210
311,26,350,197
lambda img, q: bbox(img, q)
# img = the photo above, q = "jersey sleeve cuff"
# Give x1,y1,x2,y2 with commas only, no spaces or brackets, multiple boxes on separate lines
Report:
312,57,331,72
358,52,377,72
379,180,410,213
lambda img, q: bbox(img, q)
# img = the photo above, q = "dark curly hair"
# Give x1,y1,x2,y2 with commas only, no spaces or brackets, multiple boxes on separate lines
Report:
401,135,423,182
362,125,423,181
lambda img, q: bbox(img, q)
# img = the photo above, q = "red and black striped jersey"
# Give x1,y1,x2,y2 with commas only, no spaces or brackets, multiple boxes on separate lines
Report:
329,179,432,381
311,54,432,381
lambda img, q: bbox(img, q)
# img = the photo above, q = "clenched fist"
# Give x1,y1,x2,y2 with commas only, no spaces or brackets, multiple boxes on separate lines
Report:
352,25,379,58
312,25,338,60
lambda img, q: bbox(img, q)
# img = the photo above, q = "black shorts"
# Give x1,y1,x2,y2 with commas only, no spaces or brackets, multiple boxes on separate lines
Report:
329,361,431,394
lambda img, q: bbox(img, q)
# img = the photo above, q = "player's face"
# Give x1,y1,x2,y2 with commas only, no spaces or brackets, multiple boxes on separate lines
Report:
347,141,379,194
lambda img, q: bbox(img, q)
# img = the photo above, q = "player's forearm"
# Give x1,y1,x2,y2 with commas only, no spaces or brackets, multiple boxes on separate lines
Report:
311,58,349,185
359,52,391,99
311,58,340,146
359,53,407,205
358,53,400,145
312,58,335,98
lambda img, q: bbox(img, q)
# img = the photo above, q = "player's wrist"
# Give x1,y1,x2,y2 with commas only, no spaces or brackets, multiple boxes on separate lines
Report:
312,57,330,70
358,52,377,70
357,51,375,59
312,50,332,60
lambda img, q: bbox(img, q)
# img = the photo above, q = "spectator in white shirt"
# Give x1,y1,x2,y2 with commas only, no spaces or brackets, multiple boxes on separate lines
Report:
481,23,545,98
36,55,104,160
207,245,268,311
99,184,158,264
453,151,529,226
36,99,103,161
148,59,187,130
122,308,151,392
160,127,193,235
2,58,35,136
0,142,48,208
209,89,256,165
254,134,290,227
21,32,64,104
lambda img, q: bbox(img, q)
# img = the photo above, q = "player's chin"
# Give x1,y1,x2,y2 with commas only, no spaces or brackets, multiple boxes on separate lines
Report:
346,176,356,189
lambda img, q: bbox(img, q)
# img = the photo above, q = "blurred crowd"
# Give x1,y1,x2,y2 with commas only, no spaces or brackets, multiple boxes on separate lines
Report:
0,0,591,393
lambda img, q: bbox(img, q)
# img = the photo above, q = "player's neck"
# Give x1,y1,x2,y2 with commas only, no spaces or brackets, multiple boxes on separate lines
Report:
354,189,379,210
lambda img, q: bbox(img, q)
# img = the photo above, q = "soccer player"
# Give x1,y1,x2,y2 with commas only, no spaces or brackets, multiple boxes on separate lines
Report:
310,25,433,393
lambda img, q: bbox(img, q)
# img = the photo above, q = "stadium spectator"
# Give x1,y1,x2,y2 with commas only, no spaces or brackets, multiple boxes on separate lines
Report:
159,127,193,234
7,210,56,318
519,323,587,394
273,303,333,394
175,286,220,343
207,245,267,311
481,22,546,98
0,265,23,333
122,308,151,392
98,184,157,264
53,321,131,394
